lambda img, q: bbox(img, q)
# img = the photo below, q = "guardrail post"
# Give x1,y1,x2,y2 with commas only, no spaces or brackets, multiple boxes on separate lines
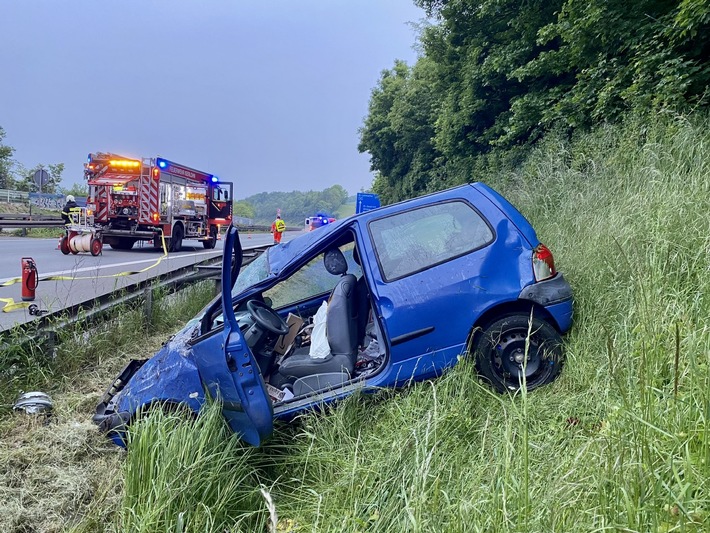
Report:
143,287,153,327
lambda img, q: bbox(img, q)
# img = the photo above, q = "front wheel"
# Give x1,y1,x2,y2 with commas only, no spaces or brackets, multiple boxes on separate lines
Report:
202,226,217,249
168,225,183,252
472,314,564,393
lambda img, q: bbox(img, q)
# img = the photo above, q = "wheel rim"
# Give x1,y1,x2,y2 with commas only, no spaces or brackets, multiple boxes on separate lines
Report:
491,328,552,387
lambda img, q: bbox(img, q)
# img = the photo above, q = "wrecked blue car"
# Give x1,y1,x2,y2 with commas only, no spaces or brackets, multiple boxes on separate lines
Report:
94,183,573,446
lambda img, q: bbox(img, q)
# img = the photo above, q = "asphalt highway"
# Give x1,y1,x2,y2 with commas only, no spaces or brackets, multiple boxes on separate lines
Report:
0,231,302,331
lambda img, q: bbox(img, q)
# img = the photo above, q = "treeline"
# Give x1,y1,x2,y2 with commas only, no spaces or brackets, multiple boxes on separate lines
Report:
0,127,69,193
358,0,710,204
243,184,349,224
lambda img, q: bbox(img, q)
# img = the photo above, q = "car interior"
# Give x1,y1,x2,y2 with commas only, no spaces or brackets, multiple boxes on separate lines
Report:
199,232,386,405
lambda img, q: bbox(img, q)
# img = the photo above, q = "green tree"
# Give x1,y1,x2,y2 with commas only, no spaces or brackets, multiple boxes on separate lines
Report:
233,200,255,219
0,126,16,190
17,163,64,193
358,58,441,204
59,181,89,197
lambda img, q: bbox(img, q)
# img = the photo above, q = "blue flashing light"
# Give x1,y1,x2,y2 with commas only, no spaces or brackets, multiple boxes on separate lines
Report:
211,176,219,183
158,160,167,169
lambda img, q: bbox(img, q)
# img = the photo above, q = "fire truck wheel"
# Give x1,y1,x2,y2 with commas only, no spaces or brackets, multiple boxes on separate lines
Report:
169,225,183,252
109,238,136,250
90,238,102,256
60,236,70,255
203,227,217,249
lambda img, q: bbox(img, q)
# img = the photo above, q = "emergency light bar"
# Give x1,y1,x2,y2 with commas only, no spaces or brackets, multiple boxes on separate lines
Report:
109,160,141,168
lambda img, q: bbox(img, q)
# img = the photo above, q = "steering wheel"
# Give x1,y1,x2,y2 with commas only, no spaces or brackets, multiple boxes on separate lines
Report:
246,300,290,336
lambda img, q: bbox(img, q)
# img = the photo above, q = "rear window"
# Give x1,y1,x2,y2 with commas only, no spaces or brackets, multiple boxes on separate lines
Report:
369,200,493,281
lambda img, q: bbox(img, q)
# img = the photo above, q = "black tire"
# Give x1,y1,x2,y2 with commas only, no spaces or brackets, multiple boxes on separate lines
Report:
109,238,136,250
473,314,564,393
202,227,217,249
60,236,70,255
168,224,183,252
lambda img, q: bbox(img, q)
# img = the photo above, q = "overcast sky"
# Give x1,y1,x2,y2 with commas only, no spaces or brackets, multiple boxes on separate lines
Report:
1,1,423,199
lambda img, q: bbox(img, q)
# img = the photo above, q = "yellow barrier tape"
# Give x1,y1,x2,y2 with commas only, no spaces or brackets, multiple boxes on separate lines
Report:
1,232,169,313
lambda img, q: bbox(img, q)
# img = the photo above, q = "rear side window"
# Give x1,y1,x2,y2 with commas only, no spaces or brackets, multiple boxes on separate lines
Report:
369,201,493,281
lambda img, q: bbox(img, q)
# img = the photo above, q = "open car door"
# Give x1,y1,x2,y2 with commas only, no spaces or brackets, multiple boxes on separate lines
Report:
214,225,273,445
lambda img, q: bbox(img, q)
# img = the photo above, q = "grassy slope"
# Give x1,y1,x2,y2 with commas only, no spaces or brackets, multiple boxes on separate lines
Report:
2,114,709,532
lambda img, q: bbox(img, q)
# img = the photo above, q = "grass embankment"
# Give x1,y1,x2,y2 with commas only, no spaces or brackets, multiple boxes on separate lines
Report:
1,113,709,532
0,282,217,532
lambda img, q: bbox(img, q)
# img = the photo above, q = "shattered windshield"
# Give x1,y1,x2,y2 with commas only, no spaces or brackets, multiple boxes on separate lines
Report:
232,251,270,297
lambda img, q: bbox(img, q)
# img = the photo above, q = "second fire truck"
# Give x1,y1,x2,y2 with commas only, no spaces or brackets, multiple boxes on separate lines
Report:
84,153,232,252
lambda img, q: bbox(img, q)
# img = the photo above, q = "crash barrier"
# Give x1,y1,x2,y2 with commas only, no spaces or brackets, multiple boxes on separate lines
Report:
0,215,286,232
0,244,269,355
0,213,63,229
0,232,170,313
0,189,29,204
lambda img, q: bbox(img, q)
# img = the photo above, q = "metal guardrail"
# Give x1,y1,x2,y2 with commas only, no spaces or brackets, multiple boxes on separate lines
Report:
0,213,63,228
0,189,29,203
0,244,271,346
0,214,288,232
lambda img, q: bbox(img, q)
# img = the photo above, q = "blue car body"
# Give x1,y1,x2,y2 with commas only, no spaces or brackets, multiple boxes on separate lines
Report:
94,183,573,446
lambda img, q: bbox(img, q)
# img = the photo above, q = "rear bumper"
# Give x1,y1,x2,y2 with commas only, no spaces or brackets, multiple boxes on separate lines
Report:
519,273,574,333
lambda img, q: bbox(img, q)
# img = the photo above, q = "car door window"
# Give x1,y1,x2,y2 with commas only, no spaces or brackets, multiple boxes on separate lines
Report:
369,201,493,281
264,243,362,309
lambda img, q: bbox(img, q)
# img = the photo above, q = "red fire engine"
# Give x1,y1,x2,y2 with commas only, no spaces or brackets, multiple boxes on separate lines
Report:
84,153,232,252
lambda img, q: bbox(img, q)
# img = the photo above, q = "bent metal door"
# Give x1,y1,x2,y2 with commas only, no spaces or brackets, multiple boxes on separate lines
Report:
216,225,273,445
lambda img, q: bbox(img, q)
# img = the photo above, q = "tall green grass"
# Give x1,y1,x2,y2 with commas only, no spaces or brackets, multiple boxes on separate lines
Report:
119,401,267,532
253,114,710,531
68,113,710,531
0,281,216,412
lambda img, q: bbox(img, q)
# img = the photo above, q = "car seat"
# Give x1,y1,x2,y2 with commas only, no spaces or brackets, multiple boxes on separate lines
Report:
272,248,358,387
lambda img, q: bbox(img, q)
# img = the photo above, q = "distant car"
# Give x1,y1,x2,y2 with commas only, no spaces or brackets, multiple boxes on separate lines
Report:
94,183,573,446
305,214,335,231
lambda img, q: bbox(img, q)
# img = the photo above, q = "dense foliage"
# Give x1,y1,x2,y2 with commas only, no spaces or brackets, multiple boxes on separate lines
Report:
359,0,710,203
0,126,65,193
243,184,349,225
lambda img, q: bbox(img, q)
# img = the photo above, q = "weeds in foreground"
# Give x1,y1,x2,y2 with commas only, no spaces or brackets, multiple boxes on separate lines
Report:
3,114,710,532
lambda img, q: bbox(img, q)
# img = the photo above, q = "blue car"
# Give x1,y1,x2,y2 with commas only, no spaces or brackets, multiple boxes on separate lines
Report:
94,183,573,446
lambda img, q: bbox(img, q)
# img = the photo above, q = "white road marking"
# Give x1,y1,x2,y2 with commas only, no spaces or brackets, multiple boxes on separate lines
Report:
0,250,221,283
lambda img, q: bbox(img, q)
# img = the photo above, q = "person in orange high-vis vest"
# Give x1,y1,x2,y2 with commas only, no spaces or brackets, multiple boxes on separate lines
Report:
271,215,286,244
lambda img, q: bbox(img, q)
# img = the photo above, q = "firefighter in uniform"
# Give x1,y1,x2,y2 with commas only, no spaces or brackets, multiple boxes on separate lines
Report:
271,215,286,244
61,195,79,225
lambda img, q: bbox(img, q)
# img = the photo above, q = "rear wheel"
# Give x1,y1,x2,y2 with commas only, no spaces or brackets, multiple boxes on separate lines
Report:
109,238,136,250
473,314,564,392
168,225,183,252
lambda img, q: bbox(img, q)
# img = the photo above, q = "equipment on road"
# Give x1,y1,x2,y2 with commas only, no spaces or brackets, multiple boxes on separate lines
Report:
28,304,48,316
60,207,103,256
84,153,233,252
21,257,38,301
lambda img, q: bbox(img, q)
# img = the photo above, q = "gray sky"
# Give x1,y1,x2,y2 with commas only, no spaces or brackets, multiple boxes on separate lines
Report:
1,0,423,200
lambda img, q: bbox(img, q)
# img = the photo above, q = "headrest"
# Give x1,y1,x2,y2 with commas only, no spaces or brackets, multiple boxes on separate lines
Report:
324,248,348,276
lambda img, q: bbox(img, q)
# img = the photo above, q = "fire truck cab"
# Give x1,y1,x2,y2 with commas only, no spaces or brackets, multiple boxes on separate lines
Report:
85,153,232,252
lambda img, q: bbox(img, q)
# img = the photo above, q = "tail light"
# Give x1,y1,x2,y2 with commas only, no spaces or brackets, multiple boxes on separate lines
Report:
533,244,556,281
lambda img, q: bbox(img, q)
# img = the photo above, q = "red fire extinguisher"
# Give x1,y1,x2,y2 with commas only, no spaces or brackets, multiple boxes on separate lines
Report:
21,257,39,301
